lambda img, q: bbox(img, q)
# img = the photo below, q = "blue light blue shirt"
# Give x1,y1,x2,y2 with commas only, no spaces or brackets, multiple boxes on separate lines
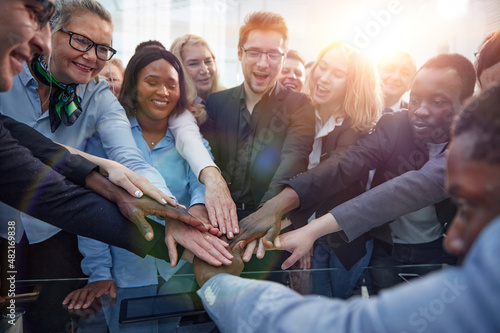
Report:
198,216,500,333
0,63,172,244
78,117,207,287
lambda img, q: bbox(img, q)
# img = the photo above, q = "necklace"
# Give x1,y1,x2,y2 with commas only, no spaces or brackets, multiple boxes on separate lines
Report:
141,131,165,148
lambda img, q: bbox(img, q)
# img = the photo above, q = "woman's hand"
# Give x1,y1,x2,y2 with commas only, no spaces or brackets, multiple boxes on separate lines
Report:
165,219,233,267
275,226,316,270
199,167,239,238
62,280,117,310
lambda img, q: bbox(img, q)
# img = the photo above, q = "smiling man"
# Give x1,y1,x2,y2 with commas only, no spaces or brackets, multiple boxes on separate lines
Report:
201,11,314,270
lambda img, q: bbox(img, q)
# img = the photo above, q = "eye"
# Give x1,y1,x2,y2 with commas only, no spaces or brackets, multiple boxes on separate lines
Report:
187,61,200,67
204,59,213,65
434,99,447,106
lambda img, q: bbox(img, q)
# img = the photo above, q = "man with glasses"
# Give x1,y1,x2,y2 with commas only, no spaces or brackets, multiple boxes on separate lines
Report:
201,11,314,269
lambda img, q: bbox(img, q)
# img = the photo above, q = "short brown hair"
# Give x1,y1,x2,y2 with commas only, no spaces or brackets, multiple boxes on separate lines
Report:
238,11,288,50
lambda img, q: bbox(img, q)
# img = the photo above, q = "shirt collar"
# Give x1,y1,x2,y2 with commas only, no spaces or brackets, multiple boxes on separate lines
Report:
19,62,37,87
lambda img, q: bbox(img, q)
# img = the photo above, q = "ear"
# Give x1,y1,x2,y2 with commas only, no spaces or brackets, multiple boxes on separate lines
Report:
238,47,243,61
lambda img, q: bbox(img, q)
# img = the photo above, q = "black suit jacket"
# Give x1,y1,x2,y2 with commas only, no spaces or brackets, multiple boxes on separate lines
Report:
202,83,314,207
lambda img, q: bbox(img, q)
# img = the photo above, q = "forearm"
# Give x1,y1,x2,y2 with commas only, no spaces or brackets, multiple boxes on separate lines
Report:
84,170,127,204
307,213,343,241
263,186,301,217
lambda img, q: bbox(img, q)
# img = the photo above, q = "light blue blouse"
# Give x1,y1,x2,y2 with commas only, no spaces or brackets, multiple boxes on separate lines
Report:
78,117,208,287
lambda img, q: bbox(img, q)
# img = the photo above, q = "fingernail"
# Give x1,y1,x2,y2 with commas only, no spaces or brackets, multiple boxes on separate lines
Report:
161,198,167,205
145,232,153,241
75,305,81,309
234,227,239,234
222,227,226,234
224,259,232,265
135,190,143,198
172,198,178,205
228,231,234,238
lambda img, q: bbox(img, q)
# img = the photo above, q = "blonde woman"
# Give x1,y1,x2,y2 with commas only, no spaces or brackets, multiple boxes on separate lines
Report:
170,34,223,104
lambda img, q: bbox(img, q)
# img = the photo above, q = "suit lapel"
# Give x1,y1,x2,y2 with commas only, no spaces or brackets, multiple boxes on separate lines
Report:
226,85,243,165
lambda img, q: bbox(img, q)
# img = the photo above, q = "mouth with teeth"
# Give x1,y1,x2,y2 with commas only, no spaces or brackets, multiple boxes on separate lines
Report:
315,84,330,97
152,99,169,108
253,72,268,83
73,61,93,73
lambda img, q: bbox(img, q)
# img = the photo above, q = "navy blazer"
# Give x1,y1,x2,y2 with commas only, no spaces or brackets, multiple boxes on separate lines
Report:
202,82,315,207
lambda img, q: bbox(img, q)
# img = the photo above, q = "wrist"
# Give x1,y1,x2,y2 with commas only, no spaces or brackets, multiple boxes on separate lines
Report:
199,166,223,185
264,187,300,217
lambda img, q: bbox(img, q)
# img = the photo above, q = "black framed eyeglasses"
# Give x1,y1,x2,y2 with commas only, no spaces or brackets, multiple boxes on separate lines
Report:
26,0,55,30
241,47,285,63
60,27,117,61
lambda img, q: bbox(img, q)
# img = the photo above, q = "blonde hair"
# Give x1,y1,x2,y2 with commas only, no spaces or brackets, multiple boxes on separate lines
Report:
170,34,223,98
307,42,382,133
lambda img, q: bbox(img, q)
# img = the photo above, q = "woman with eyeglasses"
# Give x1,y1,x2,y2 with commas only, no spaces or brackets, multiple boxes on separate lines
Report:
0,0,233,280
170,34,224,106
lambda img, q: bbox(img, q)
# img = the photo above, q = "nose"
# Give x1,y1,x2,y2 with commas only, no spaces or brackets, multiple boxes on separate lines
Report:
157,84,169,96
413,101,431,118
31,25,52,56
256,53,270,67
199,63,209,74
318,70,331,84
288,72,297,80
82,46,98,62
443,216,466,257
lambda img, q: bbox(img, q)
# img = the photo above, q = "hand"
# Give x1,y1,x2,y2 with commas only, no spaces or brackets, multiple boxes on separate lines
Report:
274,226,315,270
115,193,209,241
100,159,177,206
165,218,233,267
62,280,117,310
297,248,313,270
230,202,282,251
189,204,222,237
193,238,245,287
199,167,239,238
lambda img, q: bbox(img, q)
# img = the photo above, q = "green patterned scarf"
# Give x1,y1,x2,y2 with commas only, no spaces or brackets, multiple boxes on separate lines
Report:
31,54,82,133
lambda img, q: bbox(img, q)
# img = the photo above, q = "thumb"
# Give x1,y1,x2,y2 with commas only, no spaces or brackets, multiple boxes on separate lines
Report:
166,235,178,267
110,282,117,299
134,217,154,241
281,251,300,270
274,235,282,249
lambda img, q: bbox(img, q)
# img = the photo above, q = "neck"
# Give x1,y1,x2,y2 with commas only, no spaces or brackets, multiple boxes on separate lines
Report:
318,103,343,123
384,95,401,108
29,60,51,114
243,81,269,114
136,112,168,136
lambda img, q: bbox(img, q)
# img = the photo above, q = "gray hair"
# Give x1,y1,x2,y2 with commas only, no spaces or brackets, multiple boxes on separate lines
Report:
50,0,113,32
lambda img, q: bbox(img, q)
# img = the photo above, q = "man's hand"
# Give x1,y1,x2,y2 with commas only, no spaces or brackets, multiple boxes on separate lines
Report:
199,166,239,238
230,187,300,252
193,238,245,287
165,218,233,268
62,280,117,310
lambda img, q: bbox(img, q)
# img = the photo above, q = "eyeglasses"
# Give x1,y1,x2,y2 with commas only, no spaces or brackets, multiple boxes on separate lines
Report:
60,27,117,61
241,47,285,63
25,0,55,30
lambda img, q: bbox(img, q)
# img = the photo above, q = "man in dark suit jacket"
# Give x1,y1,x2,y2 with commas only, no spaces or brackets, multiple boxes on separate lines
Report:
201,12,314,265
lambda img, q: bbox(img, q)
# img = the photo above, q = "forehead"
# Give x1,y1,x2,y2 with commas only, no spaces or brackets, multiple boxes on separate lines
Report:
379,53,414,71
283,58,305,70
244,29,285,50
181,43,211,59
411,67,462,100
64,12,112,43
140,59,178,80
319,48,348,69
447,135,500,197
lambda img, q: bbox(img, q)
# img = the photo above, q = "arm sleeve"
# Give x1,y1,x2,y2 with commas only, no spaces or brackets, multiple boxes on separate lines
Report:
332,151,449,242
187,138,212,207
259,93,315,206
78,236,113,283
0,114,98,187
169,109,218,178
283,116,395,213
198,218,500,333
